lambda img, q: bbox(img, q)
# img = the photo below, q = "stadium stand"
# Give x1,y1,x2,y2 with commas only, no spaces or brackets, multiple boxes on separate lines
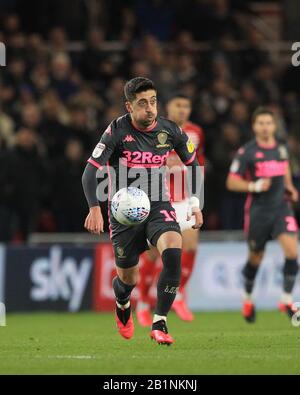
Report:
0,0,299,242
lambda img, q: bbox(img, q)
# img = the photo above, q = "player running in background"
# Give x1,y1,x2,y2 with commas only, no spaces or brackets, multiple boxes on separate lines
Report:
226,107,299,323
136,93,205,326
82,78,203,345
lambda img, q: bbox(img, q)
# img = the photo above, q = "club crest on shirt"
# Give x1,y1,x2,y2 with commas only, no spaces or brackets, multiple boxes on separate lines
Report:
156,131,170,148
92,143,105,158
278,145,288,159
186,138,195,153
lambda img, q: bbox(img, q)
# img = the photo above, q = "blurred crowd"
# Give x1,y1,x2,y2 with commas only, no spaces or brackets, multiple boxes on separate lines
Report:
0,0,300,241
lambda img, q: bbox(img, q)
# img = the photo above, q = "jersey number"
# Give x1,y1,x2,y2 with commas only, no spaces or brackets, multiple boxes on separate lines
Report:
285,216,298,232
160,210,177,222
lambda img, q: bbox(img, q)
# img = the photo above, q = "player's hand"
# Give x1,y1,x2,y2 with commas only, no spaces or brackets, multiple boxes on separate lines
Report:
187,209,203,230
84,206,104,234
192,210,203,229
285,185,299,202
166,153,183,171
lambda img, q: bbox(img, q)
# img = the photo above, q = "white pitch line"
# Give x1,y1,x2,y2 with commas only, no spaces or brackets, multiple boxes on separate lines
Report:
47,355,95,360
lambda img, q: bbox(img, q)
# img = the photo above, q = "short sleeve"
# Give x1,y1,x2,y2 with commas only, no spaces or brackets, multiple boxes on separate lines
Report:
173,125,197,165
228,146,249,178
87,123,118,169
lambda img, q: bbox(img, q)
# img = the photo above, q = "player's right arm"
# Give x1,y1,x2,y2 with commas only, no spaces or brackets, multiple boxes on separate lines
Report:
226,147,271,193
82,123,117,234
284,162,299,202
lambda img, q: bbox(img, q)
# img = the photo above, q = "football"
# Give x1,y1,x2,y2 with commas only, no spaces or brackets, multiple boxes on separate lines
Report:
111,187,150,226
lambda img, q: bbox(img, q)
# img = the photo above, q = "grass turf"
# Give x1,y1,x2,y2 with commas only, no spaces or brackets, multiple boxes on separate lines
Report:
0,311,299,374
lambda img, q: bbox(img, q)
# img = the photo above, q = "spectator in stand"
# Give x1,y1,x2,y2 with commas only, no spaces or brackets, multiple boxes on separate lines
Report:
228,100,251,143
240,82,259,113
39,90,70,160
20,103,42,132
0,1,299,239
135,0,175,41
212,122,245,230
52,139,87,232
49,27,69,54
80,28,107,81
105,77,127,110
202,77,237,118
253,62,280,103
50,52,79,101
70,84,106,132
0,103,15,148
30,62,51,96
65,104,93,154
0,135,15,241
6,128,47,241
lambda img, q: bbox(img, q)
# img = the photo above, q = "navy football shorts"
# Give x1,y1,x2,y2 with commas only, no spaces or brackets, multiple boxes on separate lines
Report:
109,201,181,268
246,201,298,252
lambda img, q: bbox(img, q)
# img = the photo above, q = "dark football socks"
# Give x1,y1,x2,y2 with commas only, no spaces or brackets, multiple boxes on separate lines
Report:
242,261,259,295
154,248,181,317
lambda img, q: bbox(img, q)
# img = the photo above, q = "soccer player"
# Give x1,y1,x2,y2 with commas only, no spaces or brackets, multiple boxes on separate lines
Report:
226,107,299,323
82,77,203,345
136,94,205,326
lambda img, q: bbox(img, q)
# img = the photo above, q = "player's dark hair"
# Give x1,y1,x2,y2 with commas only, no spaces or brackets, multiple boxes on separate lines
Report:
252,107,275,123
124,77,156,102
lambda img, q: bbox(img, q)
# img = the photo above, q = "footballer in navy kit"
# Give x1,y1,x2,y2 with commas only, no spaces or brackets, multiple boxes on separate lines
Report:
82,77,203,345
227,107,299,323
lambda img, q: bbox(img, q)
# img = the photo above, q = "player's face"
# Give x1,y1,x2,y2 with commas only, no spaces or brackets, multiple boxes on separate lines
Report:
167,98,191,126
253,114,276,140
126,89,157,128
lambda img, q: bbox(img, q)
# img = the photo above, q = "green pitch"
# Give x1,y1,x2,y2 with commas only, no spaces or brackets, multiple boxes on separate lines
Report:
0,311,299,374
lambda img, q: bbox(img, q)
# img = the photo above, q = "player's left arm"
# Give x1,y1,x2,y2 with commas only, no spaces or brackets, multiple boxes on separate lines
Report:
284,163,299,202
173,127,203,229
196,126,205,167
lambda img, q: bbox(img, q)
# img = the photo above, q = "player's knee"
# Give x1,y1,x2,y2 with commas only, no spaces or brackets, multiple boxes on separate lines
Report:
157,232,182,253
118,271,138,286
117,259,139,285
249,251,264,266
161,248,182,281
279,234,299,259
146,247,159,262
168,240,182,249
